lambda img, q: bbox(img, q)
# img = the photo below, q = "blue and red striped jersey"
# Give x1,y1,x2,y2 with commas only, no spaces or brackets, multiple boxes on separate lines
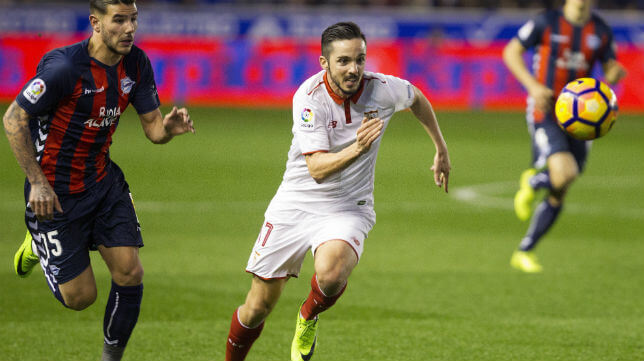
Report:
16,38,160,195
516,9,616,122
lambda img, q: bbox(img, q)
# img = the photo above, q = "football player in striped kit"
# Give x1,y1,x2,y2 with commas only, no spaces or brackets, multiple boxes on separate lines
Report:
503,0,626,273
4,1,194,360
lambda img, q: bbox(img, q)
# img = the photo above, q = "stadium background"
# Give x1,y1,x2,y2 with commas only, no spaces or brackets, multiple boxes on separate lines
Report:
0,1,642,360
1,1,644,110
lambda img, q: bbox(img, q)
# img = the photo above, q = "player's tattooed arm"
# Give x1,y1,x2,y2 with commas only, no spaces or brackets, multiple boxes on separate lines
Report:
305,117,383,183
3,101,62,220
3,101,45,184
409,85,450,193
139,106,195,144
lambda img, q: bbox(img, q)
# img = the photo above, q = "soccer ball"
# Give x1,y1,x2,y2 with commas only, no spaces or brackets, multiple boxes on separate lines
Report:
554,78,618,140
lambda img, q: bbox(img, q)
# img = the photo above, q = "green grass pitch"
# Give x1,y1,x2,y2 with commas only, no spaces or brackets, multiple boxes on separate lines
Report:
1,105,642,360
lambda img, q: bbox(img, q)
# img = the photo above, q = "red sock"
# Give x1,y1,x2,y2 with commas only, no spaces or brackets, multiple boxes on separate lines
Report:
225,308,264,361
300,274,347,321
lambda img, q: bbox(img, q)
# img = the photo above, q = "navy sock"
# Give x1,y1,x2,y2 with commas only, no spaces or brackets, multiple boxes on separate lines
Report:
519,199,562,251
103,281,143,349
529,170,551,190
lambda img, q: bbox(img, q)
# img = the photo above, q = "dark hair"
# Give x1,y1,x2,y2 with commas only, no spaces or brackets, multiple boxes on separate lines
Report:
321,22,366,58
90,0,135,15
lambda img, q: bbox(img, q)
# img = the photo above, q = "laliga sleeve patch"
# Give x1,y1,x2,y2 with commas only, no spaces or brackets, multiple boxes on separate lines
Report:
299,107,315,131
23,78,47,104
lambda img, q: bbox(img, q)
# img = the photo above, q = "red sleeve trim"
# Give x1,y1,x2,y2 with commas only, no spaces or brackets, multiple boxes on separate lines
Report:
302,150,329,155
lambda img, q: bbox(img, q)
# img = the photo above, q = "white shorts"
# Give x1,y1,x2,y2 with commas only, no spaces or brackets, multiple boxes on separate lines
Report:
245,209,375,279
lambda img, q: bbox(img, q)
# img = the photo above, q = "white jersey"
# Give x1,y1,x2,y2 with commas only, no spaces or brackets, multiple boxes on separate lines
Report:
266,70,415,218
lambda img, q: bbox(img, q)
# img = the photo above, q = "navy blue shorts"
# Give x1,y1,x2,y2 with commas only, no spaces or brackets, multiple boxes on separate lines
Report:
24,162,143,288
529,114,590,172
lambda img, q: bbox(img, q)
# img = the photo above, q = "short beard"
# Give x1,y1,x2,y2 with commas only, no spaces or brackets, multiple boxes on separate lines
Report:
101,28,132,56
328,67,360,97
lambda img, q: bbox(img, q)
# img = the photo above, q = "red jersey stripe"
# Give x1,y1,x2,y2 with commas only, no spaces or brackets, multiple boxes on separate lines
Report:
577,21,597,80
535,27,551,86
70,61,107,193
40,78,83,188
553,17,574,94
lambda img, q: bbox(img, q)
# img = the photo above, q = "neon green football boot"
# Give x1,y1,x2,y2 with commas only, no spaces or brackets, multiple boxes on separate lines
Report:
510,250,543,273
291,306,318,361
514,168,537,221
14,232,40,278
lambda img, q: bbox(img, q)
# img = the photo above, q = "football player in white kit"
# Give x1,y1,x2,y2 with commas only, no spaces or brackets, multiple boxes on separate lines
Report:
225,22,451,361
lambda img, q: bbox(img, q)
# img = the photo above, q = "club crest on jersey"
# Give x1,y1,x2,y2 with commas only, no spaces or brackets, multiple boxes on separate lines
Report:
364,110,379,120
300,108,314,131
120,76,135,95
23,78,46,104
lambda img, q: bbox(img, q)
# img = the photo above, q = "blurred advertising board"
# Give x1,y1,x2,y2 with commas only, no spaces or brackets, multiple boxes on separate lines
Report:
1,6,642,111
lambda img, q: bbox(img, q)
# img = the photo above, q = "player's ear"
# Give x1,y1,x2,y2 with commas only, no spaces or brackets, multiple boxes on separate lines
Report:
319,56,328,71
89,14,101,33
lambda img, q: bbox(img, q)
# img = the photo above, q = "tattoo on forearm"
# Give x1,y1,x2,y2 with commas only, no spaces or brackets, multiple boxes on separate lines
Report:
3,102,46,184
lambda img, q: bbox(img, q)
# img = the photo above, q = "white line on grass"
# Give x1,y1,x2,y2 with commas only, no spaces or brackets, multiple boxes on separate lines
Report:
451,176,644,220
2,176,641,219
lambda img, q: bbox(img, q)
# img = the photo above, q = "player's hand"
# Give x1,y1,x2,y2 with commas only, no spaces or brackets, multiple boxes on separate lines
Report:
163,106,195,136
355,117,383,154
528,83,555,113
29,182,63,221
431,150,450,193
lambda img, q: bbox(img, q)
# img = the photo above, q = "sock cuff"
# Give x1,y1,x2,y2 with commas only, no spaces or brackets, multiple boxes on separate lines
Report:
111,280,143,292
234,308,264,331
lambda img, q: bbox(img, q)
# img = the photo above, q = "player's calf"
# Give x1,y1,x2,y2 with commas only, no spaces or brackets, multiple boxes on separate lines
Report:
102,281,143,361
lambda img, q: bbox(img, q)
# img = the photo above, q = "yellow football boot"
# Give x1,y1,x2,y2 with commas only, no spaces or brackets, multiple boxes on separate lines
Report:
291,306,318,361
514,168,537,221
510,250,543,273
14,232,40,278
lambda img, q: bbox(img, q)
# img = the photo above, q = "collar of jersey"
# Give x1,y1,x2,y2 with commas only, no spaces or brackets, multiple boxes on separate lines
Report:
324,71,365,105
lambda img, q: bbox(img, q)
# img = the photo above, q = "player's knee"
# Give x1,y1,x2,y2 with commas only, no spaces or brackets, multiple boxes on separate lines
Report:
549,165,578,190
62,287,97,310
316,271,347,296
112,263,144,286
243,298,274,324
549,155,579,189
